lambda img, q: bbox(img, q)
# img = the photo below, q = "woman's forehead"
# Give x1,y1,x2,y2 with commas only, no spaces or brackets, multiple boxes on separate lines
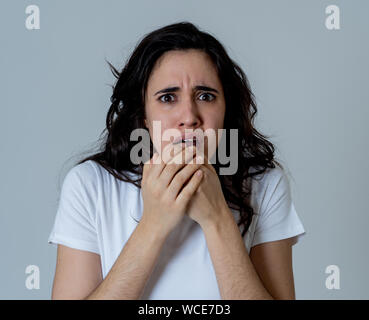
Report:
147,50,221,92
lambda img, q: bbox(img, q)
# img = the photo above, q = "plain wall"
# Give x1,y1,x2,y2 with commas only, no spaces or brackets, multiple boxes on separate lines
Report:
1,0,368,299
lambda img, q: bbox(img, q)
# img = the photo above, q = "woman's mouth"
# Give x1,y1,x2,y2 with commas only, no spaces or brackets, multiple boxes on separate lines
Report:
173,138,197,146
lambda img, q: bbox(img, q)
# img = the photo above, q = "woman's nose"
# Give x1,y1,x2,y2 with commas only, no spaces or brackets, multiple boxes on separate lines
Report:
178,100,201,128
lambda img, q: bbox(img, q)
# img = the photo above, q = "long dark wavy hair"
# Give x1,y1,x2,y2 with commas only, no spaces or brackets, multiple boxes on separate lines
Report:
78,21,282,237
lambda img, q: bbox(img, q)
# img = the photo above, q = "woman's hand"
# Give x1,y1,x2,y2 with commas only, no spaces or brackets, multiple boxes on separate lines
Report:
141,143,204,237
186,155,231,230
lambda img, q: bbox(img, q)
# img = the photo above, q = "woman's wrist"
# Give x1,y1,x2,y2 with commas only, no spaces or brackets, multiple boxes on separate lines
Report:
138,215,171,244
199,206,234,234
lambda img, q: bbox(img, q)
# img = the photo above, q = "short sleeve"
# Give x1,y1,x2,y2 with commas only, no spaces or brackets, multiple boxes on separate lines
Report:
251,167,306,248
48,161,100,254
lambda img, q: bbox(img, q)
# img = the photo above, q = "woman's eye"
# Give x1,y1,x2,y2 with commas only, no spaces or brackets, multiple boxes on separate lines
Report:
159,94,176,103
158,93,215,103
198,93,215,101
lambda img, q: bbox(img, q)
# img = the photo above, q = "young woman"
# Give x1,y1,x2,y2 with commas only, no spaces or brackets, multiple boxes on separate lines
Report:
48,22,306,300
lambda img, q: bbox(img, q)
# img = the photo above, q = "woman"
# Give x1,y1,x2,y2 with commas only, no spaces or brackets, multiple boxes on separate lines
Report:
48,22,306,300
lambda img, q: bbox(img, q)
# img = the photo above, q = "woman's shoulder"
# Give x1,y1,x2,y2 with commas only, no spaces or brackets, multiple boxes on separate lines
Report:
249,162,291,196
66,160,103,183
58,160,103,197
67,160,140,191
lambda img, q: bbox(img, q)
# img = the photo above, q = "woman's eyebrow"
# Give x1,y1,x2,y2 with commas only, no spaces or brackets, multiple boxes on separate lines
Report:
154,85,219,96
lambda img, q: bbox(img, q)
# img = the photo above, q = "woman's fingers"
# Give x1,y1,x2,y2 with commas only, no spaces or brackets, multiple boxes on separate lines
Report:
176,168,203,204
142,152,158,182
142,142,204,211
159,145,197,187
168,156,203,199
147,142,184,179
168,145,196,165
161,142,184,164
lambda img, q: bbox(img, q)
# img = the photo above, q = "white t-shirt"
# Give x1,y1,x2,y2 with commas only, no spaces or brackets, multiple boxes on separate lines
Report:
48,160,306,299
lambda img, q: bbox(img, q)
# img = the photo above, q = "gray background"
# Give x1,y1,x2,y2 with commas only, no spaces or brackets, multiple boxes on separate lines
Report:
1,0,368,299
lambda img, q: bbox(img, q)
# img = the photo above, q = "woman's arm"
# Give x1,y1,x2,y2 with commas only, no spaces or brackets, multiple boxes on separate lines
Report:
52,144,204,300
86,218,168,300
51,219,167,300
185,157,297,300
248,236,296,300
202,208,296,300
51,245,103,299
202,208,274,299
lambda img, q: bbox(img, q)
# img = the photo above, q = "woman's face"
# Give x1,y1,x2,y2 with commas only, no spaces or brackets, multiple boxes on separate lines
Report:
144,49,226,160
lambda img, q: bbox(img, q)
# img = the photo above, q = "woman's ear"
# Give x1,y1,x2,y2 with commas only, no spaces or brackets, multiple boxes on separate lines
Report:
144,119,148,128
